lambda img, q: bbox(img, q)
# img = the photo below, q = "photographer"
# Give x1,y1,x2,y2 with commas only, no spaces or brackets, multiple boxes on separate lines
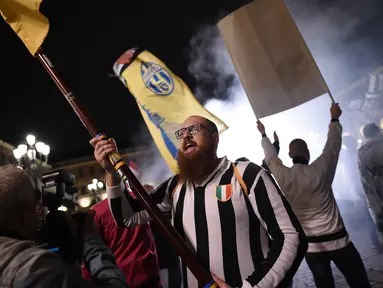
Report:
0,165,128,288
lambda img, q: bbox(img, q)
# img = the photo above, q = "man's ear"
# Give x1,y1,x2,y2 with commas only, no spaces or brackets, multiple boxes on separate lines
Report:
288,151,293,159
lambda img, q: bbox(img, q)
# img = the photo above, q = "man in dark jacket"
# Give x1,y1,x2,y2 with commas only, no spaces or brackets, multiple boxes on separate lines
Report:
82,187,161,288
0,165,128,288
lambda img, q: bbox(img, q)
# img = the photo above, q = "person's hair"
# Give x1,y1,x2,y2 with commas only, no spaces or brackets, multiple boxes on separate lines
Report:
0,165,35,230
203,118,218,134
362,123,381,139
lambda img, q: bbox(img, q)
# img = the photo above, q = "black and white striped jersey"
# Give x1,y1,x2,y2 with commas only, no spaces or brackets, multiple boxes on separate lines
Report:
107,157,307,288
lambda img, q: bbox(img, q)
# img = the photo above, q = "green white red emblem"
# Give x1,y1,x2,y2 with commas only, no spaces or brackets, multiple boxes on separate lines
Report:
216,184,233,202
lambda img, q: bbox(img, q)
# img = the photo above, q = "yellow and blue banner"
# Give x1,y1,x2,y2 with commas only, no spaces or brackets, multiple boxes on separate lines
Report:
113,49,228,173
0,0,49,55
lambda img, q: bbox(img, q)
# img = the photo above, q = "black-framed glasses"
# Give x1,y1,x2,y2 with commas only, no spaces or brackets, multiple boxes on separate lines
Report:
175,123,211,140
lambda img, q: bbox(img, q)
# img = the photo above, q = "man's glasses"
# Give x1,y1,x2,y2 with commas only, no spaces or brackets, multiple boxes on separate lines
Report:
175,123,210,140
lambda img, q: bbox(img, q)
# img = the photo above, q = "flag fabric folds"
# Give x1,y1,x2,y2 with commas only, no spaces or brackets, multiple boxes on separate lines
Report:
0,0,49,55
113,50,228,173
218,0,328,119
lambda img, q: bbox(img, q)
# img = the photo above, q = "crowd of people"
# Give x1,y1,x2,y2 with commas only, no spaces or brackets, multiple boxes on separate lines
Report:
0,103,382,288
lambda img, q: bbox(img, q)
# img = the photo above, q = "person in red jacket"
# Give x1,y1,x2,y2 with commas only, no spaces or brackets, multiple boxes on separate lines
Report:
82,184,161,288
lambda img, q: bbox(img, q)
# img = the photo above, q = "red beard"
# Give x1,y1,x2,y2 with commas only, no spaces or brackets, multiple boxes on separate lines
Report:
177,142,216,183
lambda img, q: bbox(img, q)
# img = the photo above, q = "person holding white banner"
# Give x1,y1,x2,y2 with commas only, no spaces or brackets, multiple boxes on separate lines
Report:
258,103,371,288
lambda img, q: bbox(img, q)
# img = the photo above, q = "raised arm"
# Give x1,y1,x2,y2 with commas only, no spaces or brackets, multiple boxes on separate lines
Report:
90,136,175,227
311,103,343,182
243,165,307,288
261,131,280,172
257,121,291,188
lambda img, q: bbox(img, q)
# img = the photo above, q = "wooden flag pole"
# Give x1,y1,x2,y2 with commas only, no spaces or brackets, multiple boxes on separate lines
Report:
35,48,217,288
323,83,336,103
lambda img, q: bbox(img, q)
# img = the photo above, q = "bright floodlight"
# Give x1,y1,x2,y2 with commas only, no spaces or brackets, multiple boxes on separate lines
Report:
13,148,22,160
357,139,362,144
42,144,50,156
78,196,92,208
92,178,98,184
26,134,36,146
35,142,45,153
17,144,27,155
88,183,97,190
97,182,104,189
58,205,68,212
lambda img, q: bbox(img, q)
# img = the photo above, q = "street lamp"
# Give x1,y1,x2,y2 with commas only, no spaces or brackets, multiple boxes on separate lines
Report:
77,179,106,209
13,134,50,180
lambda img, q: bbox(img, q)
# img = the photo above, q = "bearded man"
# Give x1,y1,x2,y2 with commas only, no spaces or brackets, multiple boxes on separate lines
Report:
91,115,307,288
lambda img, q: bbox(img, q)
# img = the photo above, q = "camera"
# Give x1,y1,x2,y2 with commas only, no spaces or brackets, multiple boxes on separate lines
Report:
41,170,77,211
39,170,86,263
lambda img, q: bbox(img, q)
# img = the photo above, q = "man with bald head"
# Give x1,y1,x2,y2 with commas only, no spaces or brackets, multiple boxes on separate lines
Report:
289,139,309,161
91,115,307,288
258,103,370,288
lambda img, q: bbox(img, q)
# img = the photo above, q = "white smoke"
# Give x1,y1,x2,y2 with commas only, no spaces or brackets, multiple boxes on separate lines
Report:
285,0,381,90
187,19,370,201
137,148,172,186
188,26,240,102
127,123,172,186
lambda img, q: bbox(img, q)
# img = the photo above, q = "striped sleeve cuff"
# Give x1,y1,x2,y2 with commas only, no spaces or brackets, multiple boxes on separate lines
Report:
242,280,255,288
106,180,125,199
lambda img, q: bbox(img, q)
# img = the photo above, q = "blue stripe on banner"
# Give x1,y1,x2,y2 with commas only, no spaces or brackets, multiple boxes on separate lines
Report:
96,133,104,138
139,102,178,159
160,129,178,158
159,71,171,84
142,62,150,70
48,247,59,252
148,82,162,94
203,281,216,288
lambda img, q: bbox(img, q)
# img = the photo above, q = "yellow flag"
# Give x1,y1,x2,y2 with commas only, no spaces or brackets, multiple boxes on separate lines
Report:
0,0,49,55
113,49,228,173
218,0,328,119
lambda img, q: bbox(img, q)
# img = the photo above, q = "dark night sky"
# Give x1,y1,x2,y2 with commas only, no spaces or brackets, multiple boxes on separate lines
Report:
1,0,382,163
0,0,251,162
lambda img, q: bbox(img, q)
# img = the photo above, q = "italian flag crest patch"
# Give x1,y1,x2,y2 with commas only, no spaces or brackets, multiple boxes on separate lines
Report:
216,184,233,202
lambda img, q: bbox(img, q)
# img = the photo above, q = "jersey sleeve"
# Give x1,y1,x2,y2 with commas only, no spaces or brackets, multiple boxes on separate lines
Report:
241,163,307,288
106,176,179,227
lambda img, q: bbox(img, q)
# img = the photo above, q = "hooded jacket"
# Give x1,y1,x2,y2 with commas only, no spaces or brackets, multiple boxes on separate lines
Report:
0,229,128,288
